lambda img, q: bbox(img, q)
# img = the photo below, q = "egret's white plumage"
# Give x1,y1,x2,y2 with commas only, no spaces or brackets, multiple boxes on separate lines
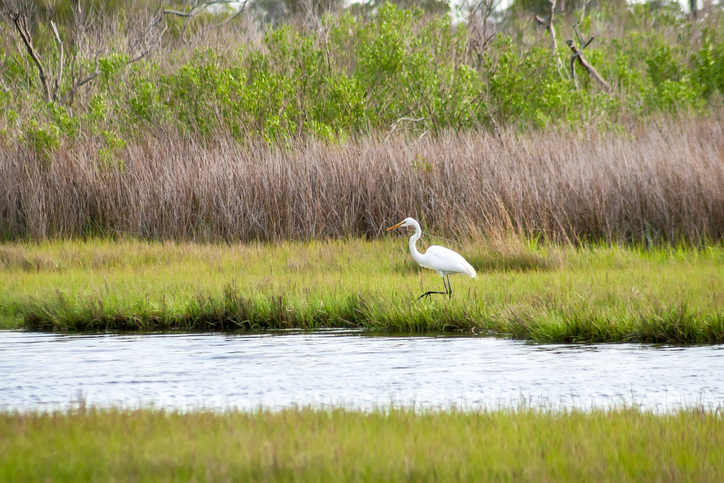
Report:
387,217,475,299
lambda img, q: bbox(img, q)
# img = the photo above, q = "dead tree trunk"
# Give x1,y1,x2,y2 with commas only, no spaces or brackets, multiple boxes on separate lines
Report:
8,10,52,102
565,38,610,93
535,0,563,76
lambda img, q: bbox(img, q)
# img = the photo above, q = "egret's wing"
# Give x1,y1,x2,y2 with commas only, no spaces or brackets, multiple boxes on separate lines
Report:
425,246,477,277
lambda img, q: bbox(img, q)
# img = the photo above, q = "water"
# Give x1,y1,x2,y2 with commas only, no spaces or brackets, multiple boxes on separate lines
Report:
1,330,723,412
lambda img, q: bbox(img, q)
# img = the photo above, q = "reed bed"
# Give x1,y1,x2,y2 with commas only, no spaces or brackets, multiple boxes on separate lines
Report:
2,116,724,244
1,406,722,482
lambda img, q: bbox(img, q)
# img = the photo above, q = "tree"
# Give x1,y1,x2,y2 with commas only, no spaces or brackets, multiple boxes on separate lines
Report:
0,0,250,104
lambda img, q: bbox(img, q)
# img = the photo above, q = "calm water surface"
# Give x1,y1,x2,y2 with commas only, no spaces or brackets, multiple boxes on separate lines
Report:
1,331,723,412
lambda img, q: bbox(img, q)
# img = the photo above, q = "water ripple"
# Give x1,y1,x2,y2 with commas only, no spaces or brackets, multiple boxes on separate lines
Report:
0,331,723,412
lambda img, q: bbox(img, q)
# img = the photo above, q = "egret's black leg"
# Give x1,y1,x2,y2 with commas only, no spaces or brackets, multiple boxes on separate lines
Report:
417,290,446,300
417,276,448,300
446,274,452,297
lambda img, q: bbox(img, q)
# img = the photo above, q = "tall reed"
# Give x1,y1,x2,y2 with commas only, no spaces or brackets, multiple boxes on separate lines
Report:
2,116,723,244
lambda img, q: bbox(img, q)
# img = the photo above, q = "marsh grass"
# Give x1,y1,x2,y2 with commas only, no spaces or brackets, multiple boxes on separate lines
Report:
3,238,724,343
1,406,722,482
2,116,724,245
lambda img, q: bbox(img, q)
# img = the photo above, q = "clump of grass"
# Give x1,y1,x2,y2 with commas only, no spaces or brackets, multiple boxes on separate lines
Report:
505,305,724,344
1,406,723,482
20,288,370,332
4,238,724,343
463,232,563,273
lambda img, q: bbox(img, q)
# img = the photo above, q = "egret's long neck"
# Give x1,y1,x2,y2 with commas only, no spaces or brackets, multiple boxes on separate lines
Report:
408,221,426,265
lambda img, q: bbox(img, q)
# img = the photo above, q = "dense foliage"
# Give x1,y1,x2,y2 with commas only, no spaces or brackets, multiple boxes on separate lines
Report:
0,1,722,153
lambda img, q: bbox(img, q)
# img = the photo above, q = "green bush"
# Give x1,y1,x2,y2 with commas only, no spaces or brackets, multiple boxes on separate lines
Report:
2,2,724,146
21,120,60,163
692,28,724,100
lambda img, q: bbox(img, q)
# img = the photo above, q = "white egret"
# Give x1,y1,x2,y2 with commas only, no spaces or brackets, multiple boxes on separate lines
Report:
386,217,476,299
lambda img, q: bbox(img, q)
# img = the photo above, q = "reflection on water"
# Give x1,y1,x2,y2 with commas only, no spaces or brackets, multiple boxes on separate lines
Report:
0,330,722,412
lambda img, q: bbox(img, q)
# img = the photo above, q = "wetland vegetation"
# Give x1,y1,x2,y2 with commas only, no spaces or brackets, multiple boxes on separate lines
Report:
1,0,723,149
1,406,723,482
1,0,723,246
3,2,724,480
1,3,723,343
2,238,724,343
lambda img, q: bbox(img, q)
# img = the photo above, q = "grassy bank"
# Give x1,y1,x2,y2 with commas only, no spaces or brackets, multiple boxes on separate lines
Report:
2,238,724,343
1,406,722,481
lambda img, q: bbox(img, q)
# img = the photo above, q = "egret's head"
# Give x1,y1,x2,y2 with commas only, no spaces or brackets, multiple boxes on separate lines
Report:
386,217,415,231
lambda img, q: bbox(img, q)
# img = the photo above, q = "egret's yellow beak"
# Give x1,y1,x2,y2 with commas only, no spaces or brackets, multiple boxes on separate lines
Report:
386,221,404,231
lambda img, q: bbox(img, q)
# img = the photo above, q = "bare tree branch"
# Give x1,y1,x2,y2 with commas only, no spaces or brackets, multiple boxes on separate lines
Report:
75,51,101,88
535,0,563,78
565,38,610,93
50,21,63,101
7,8,51,102
63,49,101,104
2,1,248,105
179,0,201,43
128,25,166,64
132,1,246,53
465,0,501,57
194,0,249,40
578,0,591,26
163,1,243,19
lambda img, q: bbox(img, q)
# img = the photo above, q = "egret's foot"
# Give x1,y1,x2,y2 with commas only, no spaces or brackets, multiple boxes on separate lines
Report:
417,291,447,300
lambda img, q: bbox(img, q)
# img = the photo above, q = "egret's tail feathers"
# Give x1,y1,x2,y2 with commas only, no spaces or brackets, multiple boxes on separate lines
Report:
466,264,477,278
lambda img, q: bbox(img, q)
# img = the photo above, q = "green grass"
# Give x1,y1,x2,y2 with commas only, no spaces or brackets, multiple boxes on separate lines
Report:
0,406,722,482
2,237,724,343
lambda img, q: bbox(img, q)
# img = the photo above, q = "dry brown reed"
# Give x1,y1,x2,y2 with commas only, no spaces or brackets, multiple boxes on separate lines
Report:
2,115,723,244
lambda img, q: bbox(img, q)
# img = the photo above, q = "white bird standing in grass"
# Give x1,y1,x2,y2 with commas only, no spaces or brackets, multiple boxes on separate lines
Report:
387,217,476,299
